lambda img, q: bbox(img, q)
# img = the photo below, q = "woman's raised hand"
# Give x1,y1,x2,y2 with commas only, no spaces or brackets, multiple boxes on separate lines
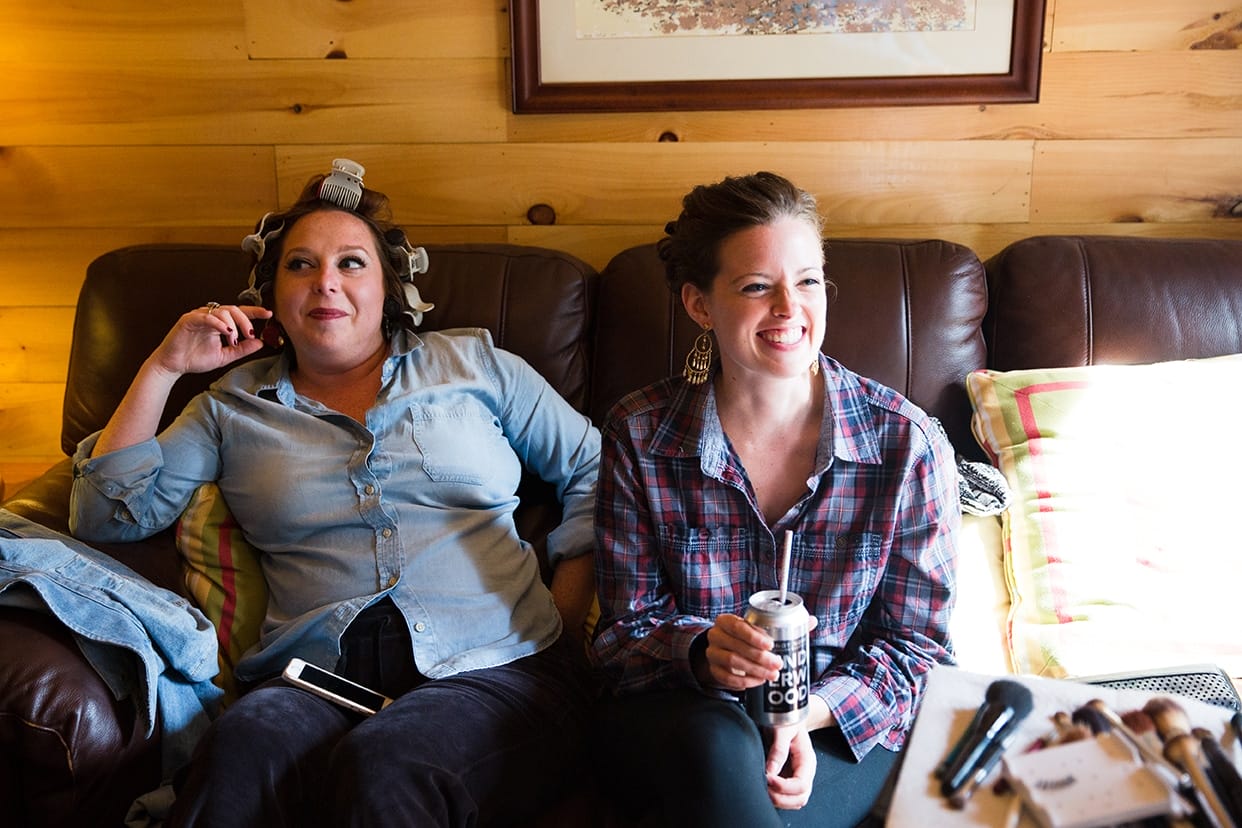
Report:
152,303,273,377
91,302,273,457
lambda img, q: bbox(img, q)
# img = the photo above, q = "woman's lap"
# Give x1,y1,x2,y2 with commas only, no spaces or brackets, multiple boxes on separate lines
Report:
331,639,595,825
168,634,593,828
597,689,896,828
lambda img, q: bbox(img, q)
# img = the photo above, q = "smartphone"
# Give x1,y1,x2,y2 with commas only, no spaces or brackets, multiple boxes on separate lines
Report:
282,657,393,716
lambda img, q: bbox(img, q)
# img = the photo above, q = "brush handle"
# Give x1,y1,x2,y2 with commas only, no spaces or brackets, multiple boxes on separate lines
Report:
1165,733,1237,828
1195,727,1242,827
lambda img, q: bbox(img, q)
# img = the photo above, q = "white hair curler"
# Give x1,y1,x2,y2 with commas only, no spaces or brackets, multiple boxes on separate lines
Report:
238,212,285,304
318,158,366,210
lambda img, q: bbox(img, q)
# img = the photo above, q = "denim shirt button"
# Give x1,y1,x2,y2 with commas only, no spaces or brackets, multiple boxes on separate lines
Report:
414,622,427,633
381,527,393,538
364,484,375,496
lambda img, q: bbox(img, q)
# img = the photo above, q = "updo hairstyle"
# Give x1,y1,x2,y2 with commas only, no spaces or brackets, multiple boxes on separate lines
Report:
657,171,825,294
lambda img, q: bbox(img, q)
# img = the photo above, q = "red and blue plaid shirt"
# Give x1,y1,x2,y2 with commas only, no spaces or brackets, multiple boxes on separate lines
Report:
591,355,959,758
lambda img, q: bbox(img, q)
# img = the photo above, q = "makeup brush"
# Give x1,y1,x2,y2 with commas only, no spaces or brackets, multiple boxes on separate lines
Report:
1086,699,1192,791
1052,710,1092,743
1144,697,1237,828
1194,726,1242,827
1071,703,1113,736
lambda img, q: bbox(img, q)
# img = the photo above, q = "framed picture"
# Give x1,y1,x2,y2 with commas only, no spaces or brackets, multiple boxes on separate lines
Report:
510,0,1047,113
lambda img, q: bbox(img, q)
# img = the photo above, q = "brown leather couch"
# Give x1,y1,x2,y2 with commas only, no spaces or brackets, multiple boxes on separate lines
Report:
3,234,1239,826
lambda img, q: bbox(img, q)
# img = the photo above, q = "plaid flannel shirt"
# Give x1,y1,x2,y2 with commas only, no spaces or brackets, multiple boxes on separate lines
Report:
591,355,959,758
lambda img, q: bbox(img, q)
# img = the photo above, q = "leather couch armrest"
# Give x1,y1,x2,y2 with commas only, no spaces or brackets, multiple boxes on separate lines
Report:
3,459,186,597
3,458,74,535
0,607,162,828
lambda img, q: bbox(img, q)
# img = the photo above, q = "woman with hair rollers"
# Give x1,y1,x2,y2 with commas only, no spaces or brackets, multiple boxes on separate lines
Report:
69,160,600,827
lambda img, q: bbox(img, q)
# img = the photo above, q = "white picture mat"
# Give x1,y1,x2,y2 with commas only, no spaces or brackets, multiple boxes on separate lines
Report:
539,0,1018,82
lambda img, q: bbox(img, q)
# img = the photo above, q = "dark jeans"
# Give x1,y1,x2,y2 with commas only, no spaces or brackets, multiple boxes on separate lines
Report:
596,689,899,828
167,599,594,828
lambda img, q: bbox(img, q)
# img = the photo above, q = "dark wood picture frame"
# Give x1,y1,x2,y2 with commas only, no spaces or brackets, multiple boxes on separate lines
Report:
510,0,1047,114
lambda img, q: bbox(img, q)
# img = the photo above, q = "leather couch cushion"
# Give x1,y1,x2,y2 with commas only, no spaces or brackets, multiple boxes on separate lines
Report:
0,607,161,828
984,236,1242,371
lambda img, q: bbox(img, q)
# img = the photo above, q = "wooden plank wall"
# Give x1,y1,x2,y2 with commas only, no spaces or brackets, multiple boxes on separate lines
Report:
1,0,1240,489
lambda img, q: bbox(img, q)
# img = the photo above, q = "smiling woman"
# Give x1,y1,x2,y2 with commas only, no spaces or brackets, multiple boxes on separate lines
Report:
270,210,391,413
590,171,960,828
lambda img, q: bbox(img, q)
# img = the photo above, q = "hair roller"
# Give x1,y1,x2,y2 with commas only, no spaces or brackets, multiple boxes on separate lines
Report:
384,228,429,278
317,159,366,211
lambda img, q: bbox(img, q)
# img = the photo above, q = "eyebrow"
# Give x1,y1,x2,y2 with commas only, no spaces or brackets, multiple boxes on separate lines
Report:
728,265,824,281
283,245,373,257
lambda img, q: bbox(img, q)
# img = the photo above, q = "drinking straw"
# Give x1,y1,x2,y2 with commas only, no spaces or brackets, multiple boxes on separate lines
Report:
779,530,793,604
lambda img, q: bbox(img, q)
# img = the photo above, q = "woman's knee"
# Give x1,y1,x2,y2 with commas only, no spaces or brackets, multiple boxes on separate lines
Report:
328,719,477,826
607,695,778,827
670,697,766,766
206,684,351,764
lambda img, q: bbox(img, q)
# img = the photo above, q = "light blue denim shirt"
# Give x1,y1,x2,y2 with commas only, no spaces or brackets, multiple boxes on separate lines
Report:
70,328,600,684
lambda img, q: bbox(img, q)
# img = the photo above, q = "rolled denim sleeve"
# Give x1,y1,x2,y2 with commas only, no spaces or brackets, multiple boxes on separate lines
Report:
70,401,221,543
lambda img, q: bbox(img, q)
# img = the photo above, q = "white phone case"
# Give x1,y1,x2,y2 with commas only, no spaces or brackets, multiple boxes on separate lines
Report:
282,657,393,716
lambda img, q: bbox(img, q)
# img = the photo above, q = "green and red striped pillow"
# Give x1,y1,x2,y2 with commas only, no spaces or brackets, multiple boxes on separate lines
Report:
176,483,267,704
967,354,1242,680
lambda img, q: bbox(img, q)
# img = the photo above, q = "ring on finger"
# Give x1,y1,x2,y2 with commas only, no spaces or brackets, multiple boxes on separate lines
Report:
730,668,747,677
204,302,221,313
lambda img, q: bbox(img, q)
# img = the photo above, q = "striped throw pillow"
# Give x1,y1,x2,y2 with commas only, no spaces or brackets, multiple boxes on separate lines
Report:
176,483,267,704
967,354,1242,680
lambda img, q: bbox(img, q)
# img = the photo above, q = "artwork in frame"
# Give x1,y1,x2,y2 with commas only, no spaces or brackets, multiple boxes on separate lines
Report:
510,0,1047,113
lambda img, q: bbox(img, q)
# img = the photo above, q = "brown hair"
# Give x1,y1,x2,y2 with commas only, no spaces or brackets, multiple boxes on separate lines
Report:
658,171,824,293
244,173,416,339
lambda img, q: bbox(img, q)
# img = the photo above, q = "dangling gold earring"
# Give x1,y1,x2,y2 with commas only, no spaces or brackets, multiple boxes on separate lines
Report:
683,328,714,385
810,357,820,376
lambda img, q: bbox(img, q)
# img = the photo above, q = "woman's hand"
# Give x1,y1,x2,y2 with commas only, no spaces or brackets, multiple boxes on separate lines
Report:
689,612,832,811
92,303,272,458
693,613,781,691
151,303,272,378
765,722,817,810
693,612,819,692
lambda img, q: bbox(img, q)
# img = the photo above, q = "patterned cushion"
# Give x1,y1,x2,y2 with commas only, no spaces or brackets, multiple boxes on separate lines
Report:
966,354,1242,679
176,483,267,703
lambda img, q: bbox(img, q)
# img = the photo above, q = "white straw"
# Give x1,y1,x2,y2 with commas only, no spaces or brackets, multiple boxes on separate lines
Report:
779,530,793,604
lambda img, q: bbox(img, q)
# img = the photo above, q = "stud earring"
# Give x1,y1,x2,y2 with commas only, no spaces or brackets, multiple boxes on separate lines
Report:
683,328,714,385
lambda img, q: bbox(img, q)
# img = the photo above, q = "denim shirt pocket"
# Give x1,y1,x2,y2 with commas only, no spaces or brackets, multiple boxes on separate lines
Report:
410,401,508,486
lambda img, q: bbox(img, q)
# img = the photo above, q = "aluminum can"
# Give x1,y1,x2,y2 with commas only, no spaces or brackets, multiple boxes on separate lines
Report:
744,589,811,726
